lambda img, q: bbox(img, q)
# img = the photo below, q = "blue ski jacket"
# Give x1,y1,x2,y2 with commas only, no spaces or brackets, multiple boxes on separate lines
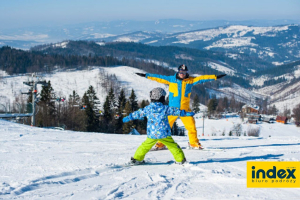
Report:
126,102,191,139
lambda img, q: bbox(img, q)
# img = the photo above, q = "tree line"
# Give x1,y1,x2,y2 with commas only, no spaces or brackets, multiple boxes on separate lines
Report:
21,81,185,135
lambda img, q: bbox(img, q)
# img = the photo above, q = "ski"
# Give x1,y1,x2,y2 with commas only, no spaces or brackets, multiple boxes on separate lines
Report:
122,160,175,167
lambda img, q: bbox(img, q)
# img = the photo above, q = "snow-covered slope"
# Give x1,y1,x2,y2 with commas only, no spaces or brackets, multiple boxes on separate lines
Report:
207,83,265,104
174,25,289,44
255,79,300,111
0,67,169,107
251,65,300,87
1,65,298,113
149,25,300,63
1,116,300,199
206,62,236,75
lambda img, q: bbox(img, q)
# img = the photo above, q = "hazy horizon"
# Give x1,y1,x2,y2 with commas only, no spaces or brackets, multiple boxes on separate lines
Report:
1,0,299,29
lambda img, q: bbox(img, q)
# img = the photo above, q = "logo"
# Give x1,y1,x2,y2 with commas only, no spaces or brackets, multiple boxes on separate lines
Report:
247,161,300,188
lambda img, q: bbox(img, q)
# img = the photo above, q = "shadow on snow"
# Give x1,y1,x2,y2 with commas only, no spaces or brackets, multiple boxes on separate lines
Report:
190,154,284,164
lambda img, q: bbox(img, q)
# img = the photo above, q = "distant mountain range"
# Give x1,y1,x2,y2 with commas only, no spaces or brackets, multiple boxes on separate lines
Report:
1,20,299,64
92,25,300,64
0,19,299,49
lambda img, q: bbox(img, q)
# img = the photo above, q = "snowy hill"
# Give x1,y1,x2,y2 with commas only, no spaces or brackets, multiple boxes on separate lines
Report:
251,61,300,111
255,78,300,111
1,65,299,113
1,115,300,199
0,67,169,107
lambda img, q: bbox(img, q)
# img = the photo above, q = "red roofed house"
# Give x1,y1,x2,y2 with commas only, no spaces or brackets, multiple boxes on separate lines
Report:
242,104,259,114
276,116,288,124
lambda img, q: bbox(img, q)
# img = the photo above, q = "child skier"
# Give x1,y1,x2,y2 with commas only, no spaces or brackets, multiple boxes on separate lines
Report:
122,87,195,165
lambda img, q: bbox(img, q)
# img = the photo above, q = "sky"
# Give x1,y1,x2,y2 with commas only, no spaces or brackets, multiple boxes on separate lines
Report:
0,0,299,29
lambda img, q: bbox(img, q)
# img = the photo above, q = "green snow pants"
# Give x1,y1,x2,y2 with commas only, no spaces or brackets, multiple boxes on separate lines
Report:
133,136,185,162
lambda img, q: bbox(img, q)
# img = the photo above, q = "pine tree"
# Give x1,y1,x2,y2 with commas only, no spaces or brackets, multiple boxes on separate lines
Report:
129,89,138,112
37,80,56,127
103,95,112,122
140,100,149,109
117,88,126,113
207,98,218,115
108,87,117,111
122,101,134,134
269,105,278,115
179,129,185,136
67,90,84,131
86,85,99,110
83,86,100,132
192,94,200,114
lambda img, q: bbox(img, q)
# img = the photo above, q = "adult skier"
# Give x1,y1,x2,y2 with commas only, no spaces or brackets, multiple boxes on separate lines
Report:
123,87,195,165
136,64,226,149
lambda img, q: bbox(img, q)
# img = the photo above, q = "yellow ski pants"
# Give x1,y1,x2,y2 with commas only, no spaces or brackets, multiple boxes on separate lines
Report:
157,116,199,146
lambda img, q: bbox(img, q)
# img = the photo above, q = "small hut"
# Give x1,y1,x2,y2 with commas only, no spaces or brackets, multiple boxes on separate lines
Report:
276,116,288,124
242,104,259,114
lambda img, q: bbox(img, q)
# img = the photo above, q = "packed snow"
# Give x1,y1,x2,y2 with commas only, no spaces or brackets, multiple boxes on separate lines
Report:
1,115,300,199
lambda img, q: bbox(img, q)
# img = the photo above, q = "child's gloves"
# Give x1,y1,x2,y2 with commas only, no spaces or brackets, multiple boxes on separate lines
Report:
186,111,195,116
122,114,133,123
180,110,195,116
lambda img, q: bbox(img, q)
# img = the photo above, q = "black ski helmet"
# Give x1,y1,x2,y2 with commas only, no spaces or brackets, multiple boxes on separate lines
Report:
178,64,188,72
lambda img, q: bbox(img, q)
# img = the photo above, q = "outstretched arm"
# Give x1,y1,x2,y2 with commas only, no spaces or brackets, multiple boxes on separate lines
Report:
136,73,172,85
123,108,146,123
192,74,226,85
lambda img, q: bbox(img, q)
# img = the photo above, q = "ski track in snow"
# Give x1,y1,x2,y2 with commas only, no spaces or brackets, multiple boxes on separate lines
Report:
1,118,300,199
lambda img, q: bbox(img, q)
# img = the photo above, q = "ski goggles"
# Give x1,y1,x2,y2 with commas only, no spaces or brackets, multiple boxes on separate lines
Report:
178,70,188,75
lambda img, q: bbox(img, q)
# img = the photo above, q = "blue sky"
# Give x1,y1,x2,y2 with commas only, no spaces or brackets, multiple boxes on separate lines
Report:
0,0,299,28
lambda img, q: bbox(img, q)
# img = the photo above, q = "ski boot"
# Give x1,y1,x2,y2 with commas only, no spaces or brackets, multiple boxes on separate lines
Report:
188,142,204,150
129,157,145,165
175,157,187,165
